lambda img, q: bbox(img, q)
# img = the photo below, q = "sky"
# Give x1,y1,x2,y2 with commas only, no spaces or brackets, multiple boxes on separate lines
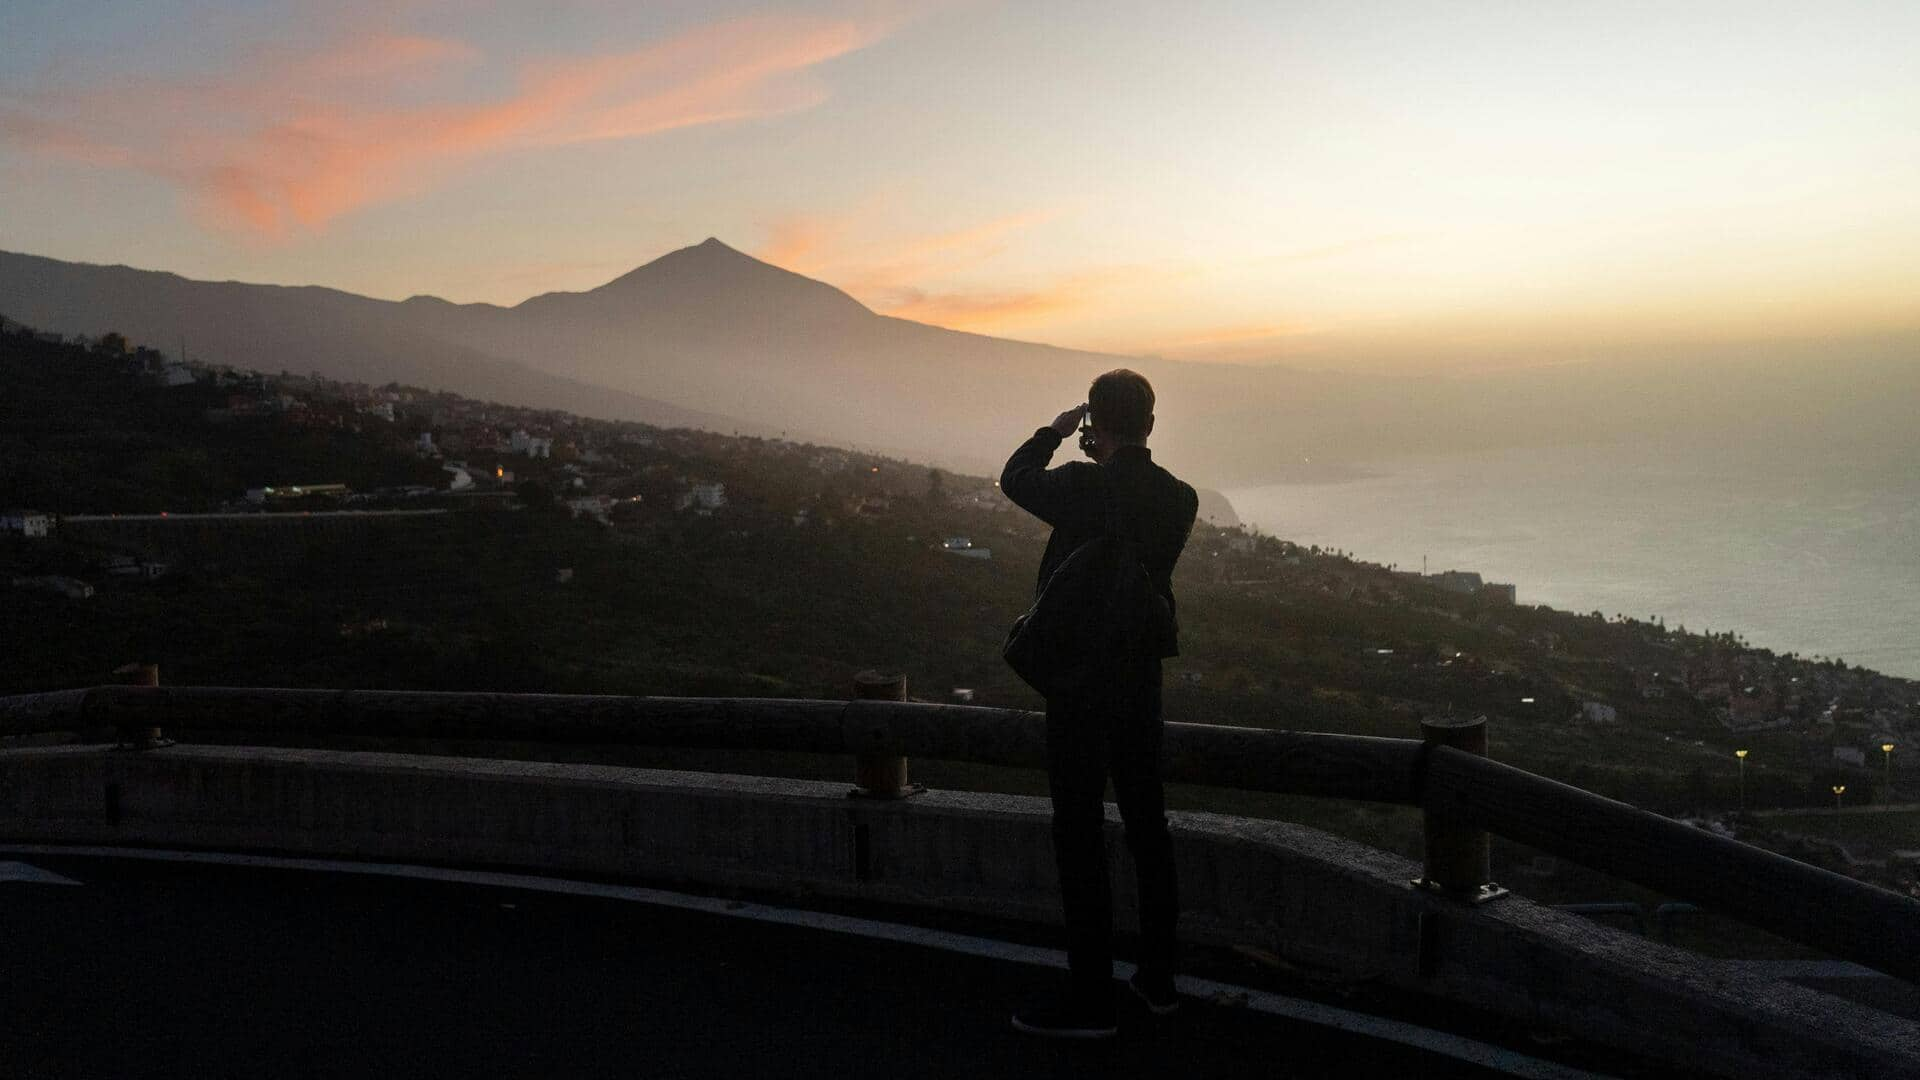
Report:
3,0,1917,373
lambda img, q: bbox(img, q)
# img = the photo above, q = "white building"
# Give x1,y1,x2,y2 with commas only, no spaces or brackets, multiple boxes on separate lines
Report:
677,483,728,514
1579,701,1620,725
1,509,52,538
509,430,553,458
566,495,615,523
1428,570,1484,595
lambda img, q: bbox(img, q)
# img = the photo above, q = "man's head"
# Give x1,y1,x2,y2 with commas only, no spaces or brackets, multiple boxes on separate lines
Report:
1085,369,1155,461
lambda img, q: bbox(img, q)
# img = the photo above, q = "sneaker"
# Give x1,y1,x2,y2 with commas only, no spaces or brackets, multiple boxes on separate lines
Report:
1010,1002,1118,1040
1128,972,1180,1016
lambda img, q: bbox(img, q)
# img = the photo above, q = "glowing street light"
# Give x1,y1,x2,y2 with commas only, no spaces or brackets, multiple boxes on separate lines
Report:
1884,743,1896,793
1735,749,1749,813
1832,784,1847,811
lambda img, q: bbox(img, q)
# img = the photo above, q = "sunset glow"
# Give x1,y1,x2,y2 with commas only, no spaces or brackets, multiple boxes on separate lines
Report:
4,0,1916,371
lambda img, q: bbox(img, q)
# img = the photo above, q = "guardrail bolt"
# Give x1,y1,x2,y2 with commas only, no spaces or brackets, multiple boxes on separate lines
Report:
1415,714,1507,904
850,670,921,799
112,662,171,751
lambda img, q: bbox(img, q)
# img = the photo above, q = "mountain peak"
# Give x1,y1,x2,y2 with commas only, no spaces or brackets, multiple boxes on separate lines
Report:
670,236,762,267
595,237,768,288
529,237,871,320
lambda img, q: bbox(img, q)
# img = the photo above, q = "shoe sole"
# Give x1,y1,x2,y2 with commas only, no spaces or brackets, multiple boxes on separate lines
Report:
1010,1016,1118,1040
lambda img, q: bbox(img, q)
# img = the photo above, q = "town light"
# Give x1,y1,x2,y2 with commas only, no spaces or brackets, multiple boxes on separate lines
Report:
1884,743,1896,791
1735,749,1749,813
1832,784,1847,810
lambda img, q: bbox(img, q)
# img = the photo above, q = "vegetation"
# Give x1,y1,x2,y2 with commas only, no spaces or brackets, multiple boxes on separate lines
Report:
4,320,1917,918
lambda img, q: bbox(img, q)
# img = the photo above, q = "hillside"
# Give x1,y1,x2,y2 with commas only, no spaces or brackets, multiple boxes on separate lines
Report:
0,251,752,436
6,320,1914,779
7,319,1920,918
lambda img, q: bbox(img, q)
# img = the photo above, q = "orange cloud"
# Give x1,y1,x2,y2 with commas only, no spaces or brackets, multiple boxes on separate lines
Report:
0,17,895,238
759,217,836,273
757,208,1098,329
880,283,1090,329
758,208,1054,280
877,264,1176,333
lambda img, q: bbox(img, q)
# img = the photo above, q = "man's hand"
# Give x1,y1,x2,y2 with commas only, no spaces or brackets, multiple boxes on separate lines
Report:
1049,403,1088,438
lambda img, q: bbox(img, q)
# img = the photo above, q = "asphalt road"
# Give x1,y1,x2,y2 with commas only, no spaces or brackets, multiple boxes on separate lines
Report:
1,852,1564,1079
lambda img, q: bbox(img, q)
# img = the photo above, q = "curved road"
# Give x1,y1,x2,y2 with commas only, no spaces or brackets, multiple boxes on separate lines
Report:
0,851,1607,1079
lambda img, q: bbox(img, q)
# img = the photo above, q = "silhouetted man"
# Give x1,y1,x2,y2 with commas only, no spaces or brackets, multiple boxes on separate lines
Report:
1001,369,1198,1039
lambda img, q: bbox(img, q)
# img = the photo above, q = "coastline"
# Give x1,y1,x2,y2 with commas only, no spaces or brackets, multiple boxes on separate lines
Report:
1224,448,1920,682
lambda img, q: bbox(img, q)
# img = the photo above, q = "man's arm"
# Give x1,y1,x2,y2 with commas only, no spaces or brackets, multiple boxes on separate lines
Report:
1000,404,1091,527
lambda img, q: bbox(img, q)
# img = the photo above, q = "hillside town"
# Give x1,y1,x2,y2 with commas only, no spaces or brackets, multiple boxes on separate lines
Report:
5,319,1917,834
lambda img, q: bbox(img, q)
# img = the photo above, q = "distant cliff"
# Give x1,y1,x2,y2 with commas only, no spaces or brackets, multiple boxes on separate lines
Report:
1196,488,1239,528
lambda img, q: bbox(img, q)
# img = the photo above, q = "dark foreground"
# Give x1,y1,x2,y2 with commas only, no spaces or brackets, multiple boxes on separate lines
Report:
0,852,1573,1079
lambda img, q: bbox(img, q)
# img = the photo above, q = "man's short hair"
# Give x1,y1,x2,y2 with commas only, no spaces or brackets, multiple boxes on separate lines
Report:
1089,369,1155,443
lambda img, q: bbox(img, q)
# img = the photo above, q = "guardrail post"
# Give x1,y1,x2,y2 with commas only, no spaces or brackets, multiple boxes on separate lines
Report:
112,662,170,751
1415,714,1506,903
850,670,921,799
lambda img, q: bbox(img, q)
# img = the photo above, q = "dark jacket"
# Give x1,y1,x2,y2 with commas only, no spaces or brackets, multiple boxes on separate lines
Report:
1001,428,1199,651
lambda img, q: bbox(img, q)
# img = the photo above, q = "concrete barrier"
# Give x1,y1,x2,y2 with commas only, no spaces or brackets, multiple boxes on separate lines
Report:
3,743,1917,1079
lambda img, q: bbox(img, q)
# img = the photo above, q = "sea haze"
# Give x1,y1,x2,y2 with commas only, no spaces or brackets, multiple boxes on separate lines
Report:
1228,442,1920,680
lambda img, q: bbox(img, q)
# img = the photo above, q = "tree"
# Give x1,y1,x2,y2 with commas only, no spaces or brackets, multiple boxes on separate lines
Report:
96,331,129,357
516,479,557,513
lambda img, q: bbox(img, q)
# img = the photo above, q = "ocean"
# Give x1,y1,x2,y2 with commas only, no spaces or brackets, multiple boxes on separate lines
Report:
1226,443,1920,680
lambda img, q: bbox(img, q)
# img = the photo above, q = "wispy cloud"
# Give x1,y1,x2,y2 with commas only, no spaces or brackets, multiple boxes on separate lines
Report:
0,15,896,238
759,215,839,273
759,208,1052,278
755,207,1127,330
879,281,1091,329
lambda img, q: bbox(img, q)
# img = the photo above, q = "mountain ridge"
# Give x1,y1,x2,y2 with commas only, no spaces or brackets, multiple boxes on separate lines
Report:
4,242,1915,487
0,247,758,437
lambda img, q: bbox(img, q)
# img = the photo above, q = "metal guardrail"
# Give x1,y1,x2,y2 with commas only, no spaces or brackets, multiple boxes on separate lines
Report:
0,684,1425,802
4,682,1919,984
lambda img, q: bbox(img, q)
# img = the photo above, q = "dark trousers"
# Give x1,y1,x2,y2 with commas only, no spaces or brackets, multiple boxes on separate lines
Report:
1045,660,1177,1004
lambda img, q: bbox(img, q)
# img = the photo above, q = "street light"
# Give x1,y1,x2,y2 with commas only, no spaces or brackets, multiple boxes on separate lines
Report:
1884,743,1897,794
1832,784,1847,811
1735,749,1749,813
